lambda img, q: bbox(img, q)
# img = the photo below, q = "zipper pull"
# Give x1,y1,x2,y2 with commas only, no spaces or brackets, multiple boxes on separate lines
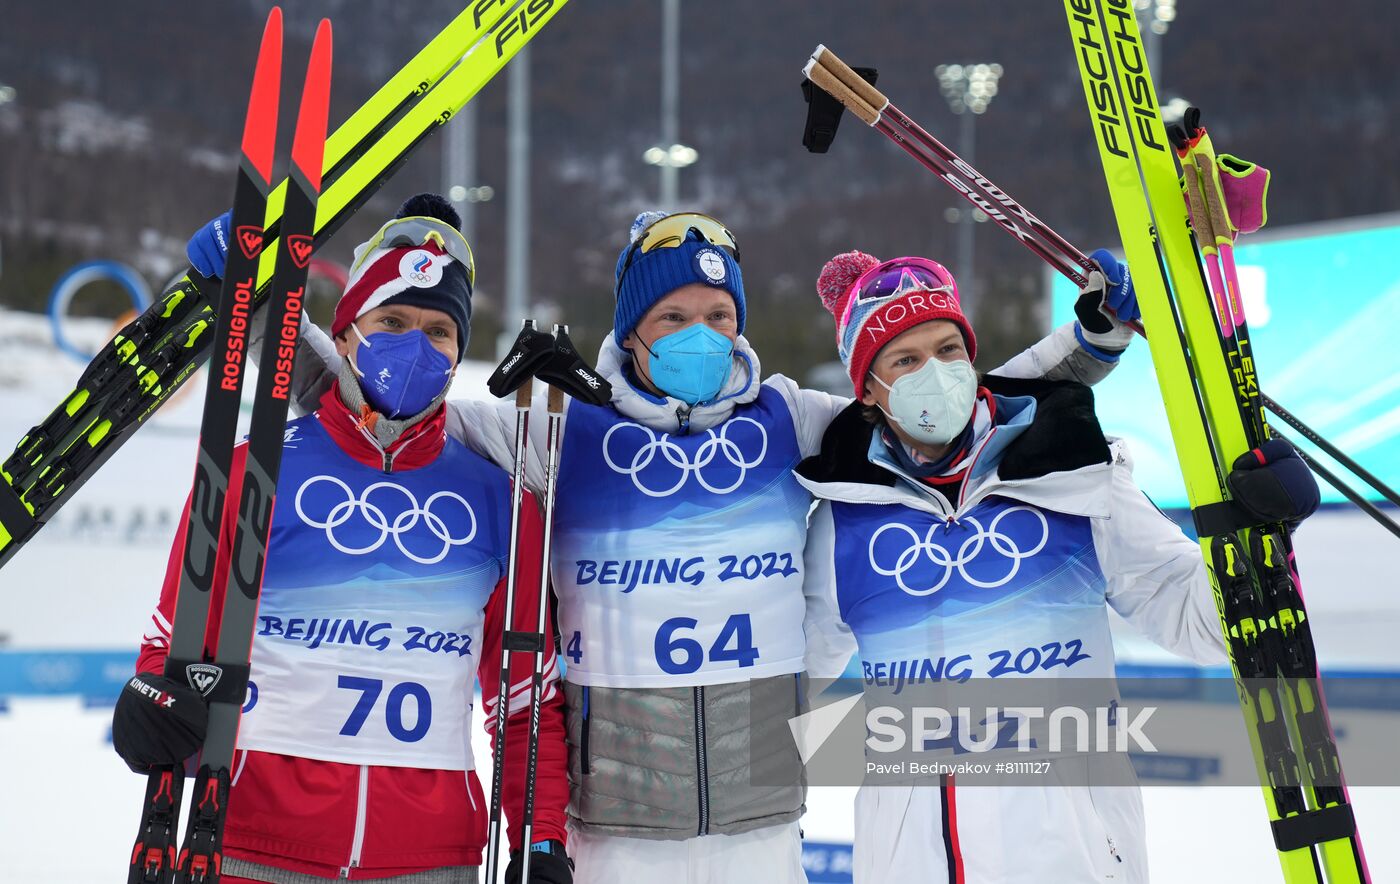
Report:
676,404,692,433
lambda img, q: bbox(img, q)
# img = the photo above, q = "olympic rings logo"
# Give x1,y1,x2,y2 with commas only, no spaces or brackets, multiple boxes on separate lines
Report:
868,506,1050,596
601,417,768,497
294,475,477,565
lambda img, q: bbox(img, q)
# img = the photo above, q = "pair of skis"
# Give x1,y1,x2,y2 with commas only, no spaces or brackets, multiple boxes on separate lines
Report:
129,10,330,884
483,321,610,883
0,0,570,572
802,20,1375,884
1059,3,1367,881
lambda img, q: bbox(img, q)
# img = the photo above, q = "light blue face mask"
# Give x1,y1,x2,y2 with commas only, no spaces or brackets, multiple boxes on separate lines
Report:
639,323,735,405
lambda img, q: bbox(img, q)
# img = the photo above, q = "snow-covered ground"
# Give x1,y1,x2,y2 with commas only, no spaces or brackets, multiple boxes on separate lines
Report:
3,698,1397,883
2,308,1398,881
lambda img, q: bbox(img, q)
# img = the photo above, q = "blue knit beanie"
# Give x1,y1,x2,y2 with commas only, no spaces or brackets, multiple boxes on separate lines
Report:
613,211,745,344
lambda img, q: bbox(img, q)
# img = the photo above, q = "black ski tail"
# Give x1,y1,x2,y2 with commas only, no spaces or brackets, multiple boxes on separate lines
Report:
128,768,185,884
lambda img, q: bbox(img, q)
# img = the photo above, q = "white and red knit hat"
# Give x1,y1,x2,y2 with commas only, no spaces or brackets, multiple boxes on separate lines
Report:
816,251,976,396
331,193,475,361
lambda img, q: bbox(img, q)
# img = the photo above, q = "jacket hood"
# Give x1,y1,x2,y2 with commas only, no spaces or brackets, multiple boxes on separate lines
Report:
795,375,1117,516
596,333,762,433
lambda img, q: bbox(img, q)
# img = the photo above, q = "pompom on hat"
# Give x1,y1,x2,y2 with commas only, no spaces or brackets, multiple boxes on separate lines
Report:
816,251,977,396
331,193,475,361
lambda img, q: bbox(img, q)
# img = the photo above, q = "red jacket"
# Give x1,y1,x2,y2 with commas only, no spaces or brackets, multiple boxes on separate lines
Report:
137,386,568,878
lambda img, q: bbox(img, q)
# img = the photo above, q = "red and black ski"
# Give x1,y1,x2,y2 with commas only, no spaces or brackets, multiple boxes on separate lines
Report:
127,10,334,884
175,18,332,884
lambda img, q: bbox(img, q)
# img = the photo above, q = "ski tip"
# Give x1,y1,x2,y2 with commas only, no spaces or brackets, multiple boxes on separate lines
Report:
242,6,284,187
291,18,333,193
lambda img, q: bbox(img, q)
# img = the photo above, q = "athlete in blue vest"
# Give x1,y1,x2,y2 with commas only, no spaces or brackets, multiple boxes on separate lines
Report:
235,210,1140,882
114,196,572,883
796,250,1320,883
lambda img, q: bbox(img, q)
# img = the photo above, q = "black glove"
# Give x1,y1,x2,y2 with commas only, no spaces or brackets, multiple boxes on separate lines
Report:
1226,438,1320,525
112,672,209,773
505,840,573,884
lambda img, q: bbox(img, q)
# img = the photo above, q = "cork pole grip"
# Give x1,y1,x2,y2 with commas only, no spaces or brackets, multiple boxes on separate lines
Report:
805,59,879,125
516,379,533,408
1180,162,1218,257
1194,153,1234,248
812,44,887,112
547,384,565,414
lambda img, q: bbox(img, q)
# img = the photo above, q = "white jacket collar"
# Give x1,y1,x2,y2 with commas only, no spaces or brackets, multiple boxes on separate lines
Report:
596,334,763,433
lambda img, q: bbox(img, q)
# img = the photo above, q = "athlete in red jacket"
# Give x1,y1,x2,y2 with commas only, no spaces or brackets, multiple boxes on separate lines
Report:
113,195,570,883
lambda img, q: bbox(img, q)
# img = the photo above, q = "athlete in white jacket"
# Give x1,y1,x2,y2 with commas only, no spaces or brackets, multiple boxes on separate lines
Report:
263,213,1141,883
796,250,1321,883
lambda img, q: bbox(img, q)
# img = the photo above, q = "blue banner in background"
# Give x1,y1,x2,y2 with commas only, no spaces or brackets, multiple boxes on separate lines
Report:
802,840,855,883
1051,215,1400,510
0,650,135,702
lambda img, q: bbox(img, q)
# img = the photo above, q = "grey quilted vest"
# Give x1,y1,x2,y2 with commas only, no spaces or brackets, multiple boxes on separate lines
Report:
564,674,808,840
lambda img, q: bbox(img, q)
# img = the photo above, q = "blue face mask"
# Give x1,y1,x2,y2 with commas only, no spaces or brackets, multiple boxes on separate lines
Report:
640,323,735,405
349,325,454,418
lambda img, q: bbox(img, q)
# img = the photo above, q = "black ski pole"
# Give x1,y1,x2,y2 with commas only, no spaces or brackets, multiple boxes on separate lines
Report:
512,325,610,882
1264,395,1400,510
1280,434,1400,541
482,319,556,884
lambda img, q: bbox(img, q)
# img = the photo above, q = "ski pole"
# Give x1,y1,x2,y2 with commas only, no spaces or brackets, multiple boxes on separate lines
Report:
1263,395,1400,510
511,326,610,882
803,45,1114,302
1281,436,1400,540
515,380,562,884
482,319,556,884
1173,113,1399,541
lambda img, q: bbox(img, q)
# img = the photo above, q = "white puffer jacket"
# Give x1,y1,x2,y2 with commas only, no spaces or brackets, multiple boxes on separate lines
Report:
795,377,1227,884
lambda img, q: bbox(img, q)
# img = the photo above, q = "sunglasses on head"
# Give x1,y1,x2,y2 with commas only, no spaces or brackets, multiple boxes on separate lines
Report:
355,216,476,287
616,212,740,291
843,257,957,327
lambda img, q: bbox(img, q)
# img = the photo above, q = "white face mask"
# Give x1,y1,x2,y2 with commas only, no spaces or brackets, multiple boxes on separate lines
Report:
869,357,978,447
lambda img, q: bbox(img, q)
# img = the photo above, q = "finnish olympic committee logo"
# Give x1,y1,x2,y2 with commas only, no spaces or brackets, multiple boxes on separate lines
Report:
295,475,477,564
694,248,727,284
602,417,767,497
869,506,1049,596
